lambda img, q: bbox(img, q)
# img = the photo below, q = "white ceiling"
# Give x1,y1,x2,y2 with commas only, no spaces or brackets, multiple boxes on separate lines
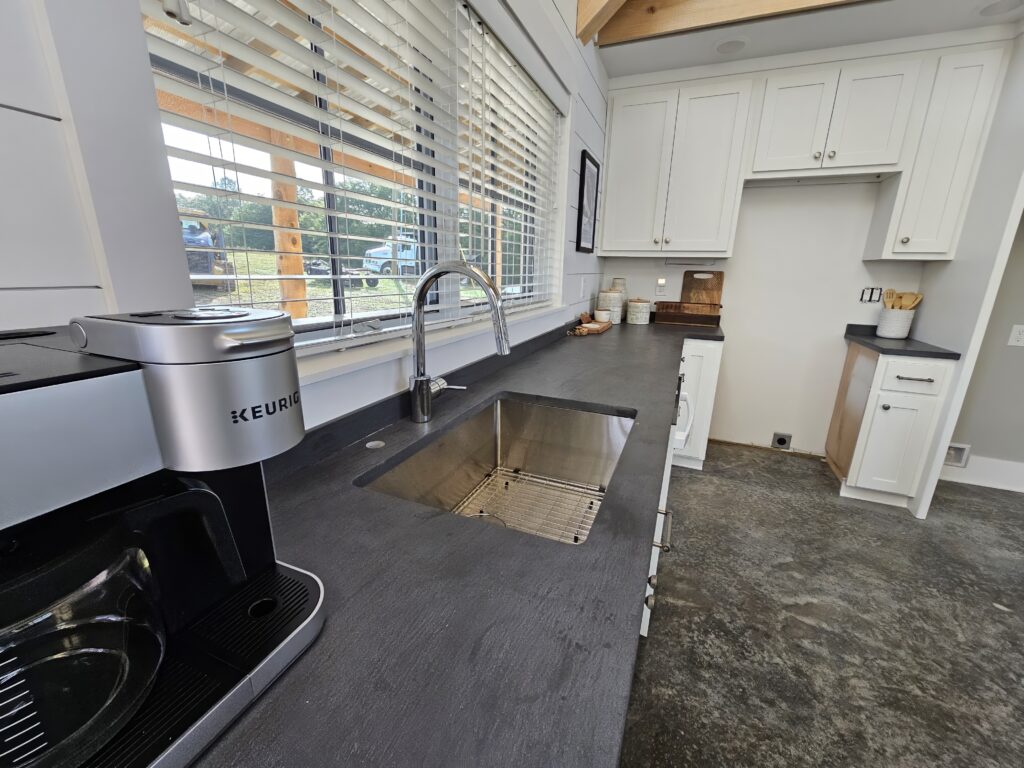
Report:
599,0,1024,79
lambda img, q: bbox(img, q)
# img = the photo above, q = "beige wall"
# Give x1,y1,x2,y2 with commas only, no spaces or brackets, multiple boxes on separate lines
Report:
953,218,1024,463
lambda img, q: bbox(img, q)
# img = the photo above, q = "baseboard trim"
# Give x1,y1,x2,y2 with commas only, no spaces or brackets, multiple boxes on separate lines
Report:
672,454,704,470
840,481,912,512
941,456,1024,493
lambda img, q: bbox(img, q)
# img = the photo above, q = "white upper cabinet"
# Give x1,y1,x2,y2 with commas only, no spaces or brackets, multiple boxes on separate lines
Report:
823,61,919,168
601,39,1009,261
601,90,678,251
892,48,1004,255
602,80,750,254
752,69,839,172
663,81,751,252
753,60,918,172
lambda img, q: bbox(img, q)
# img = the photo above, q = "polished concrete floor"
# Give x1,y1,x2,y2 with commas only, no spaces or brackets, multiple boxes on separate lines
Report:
621,442,1024,768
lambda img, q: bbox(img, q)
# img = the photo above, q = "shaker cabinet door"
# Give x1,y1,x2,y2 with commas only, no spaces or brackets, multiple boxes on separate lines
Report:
662,80,751,253
601,90,678,251
893,48,1004,255
752,69,839,172
853,392,936,496
822,60,919,168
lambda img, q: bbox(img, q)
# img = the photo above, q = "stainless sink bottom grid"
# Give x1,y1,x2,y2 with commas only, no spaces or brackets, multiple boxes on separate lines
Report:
453,467,605,544
358,394,636,546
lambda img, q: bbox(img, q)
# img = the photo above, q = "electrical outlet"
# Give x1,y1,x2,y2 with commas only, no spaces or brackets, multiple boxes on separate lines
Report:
860,287,882,303
1008,324,1024,347
656,278,667,297
579,275,587,301
771,432,792,450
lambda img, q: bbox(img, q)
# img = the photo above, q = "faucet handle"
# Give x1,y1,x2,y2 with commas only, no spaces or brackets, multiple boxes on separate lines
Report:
446,384,467,391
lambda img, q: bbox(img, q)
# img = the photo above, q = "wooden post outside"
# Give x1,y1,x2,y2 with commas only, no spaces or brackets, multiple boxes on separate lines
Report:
270,130,307,319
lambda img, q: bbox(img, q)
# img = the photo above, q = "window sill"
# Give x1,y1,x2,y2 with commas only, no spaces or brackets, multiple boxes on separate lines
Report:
295,303,567,386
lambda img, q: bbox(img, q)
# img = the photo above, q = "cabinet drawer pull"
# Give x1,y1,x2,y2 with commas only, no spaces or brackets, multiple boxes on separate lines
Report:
654,510,673,552
896,375,935,383
882,404,891,411
644,594,656,609
648,574,658,588
900,236,911,244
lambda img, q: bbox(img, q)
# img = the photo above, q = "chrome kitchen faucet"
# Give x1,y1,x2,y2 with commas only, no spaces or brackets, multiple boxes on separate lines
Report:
410,261,510,423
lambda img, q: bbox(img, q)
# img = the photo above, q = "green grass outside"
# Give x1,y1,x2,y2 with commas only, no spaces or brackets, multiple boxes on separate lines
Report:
193,251,487,319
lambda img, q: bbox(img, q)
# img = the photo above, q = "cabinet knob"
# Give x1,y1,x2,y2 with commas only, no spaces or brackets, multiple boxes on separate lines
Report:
648,574,658,588
882,404,891,411
644,594,656,609
900,236,910,244
828,150,837,159
813,151,822,159
653,237,660,244
664,236,671,244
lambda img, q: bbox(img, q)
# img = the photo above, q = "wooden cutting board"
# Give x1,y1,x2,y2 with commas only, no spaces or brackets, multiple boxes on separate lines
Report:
680,270,724,309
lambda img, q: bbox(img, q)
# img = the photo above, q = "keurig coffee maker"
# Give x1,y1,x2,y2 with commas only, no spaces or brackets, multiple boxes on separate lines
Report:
0,308,324,768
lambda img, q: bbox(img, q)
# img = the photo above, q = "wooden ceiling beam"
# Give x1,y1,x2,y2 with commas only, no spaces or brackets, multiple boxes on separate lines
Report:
577,0,632,43
597,0,872,46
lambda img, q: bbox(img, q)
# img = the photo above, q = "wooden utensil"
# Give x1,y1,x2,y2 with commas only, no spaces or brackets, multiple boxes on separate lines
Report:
906,293,923,310
883,288,896,309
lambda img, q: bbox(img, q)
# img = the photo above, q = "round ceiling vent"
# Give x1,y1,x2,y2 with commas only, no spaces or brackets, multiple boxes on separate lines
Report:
716,38,748,55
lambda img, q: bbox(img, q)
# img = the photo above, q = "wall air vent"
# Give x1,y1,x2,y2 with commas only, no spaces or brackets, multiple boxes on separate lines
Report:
945,443,971,468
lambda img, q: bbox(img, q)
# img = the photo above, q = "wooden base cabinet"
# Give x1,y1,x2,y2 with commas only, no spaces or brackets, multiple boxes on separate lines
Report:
672,338,723,470
826,344,954,508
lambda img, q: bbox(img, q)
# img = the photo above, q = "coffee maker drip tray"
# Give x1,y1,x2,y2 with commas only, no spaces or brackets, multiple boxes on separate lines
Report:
80,563,323,768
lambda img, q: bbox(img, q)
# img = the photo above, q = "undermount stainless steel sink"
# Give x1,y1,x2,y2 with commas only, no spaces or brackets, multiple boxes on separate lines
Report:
356,394,636,544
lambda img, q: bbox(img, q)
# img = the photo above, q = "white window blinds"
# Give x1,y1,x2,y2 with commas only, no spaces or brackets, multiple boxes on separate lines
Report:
140,0,562,344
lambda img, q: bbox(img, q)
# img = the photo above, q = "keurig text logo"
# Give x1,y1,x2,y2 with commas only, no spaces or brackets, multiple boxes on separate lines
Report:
231,391,300,424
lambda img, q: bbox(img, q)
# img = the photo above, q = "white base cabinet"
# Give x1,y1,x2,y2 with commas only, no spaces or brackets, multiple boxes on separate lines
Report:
642,426,674,637
827,345,955,511
672,338,723,470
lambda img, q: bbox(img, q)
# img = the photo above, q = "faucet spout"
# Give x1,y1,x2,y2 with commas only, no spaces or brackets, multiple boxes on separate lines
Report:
410,261,510,422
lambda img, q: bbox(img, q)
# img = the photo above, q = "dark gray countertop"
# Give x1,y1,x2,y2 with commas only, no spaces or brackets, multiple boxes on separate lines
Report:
195,323,692,768
0,327,138,394
844,323,961,360
652,322,724,342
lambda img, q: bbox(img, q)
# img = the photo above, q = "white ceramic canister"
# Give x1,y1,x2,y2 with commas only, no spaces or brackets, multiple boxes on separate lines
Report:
627,299,651,325
611,277,627,293
598,290,624,325
876,308,915,339
593,309,611,323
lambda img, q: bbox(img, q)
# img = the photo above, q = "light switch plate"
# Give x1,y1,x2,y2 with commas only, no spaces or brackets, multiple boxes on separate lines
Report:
1008,324,1024,347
